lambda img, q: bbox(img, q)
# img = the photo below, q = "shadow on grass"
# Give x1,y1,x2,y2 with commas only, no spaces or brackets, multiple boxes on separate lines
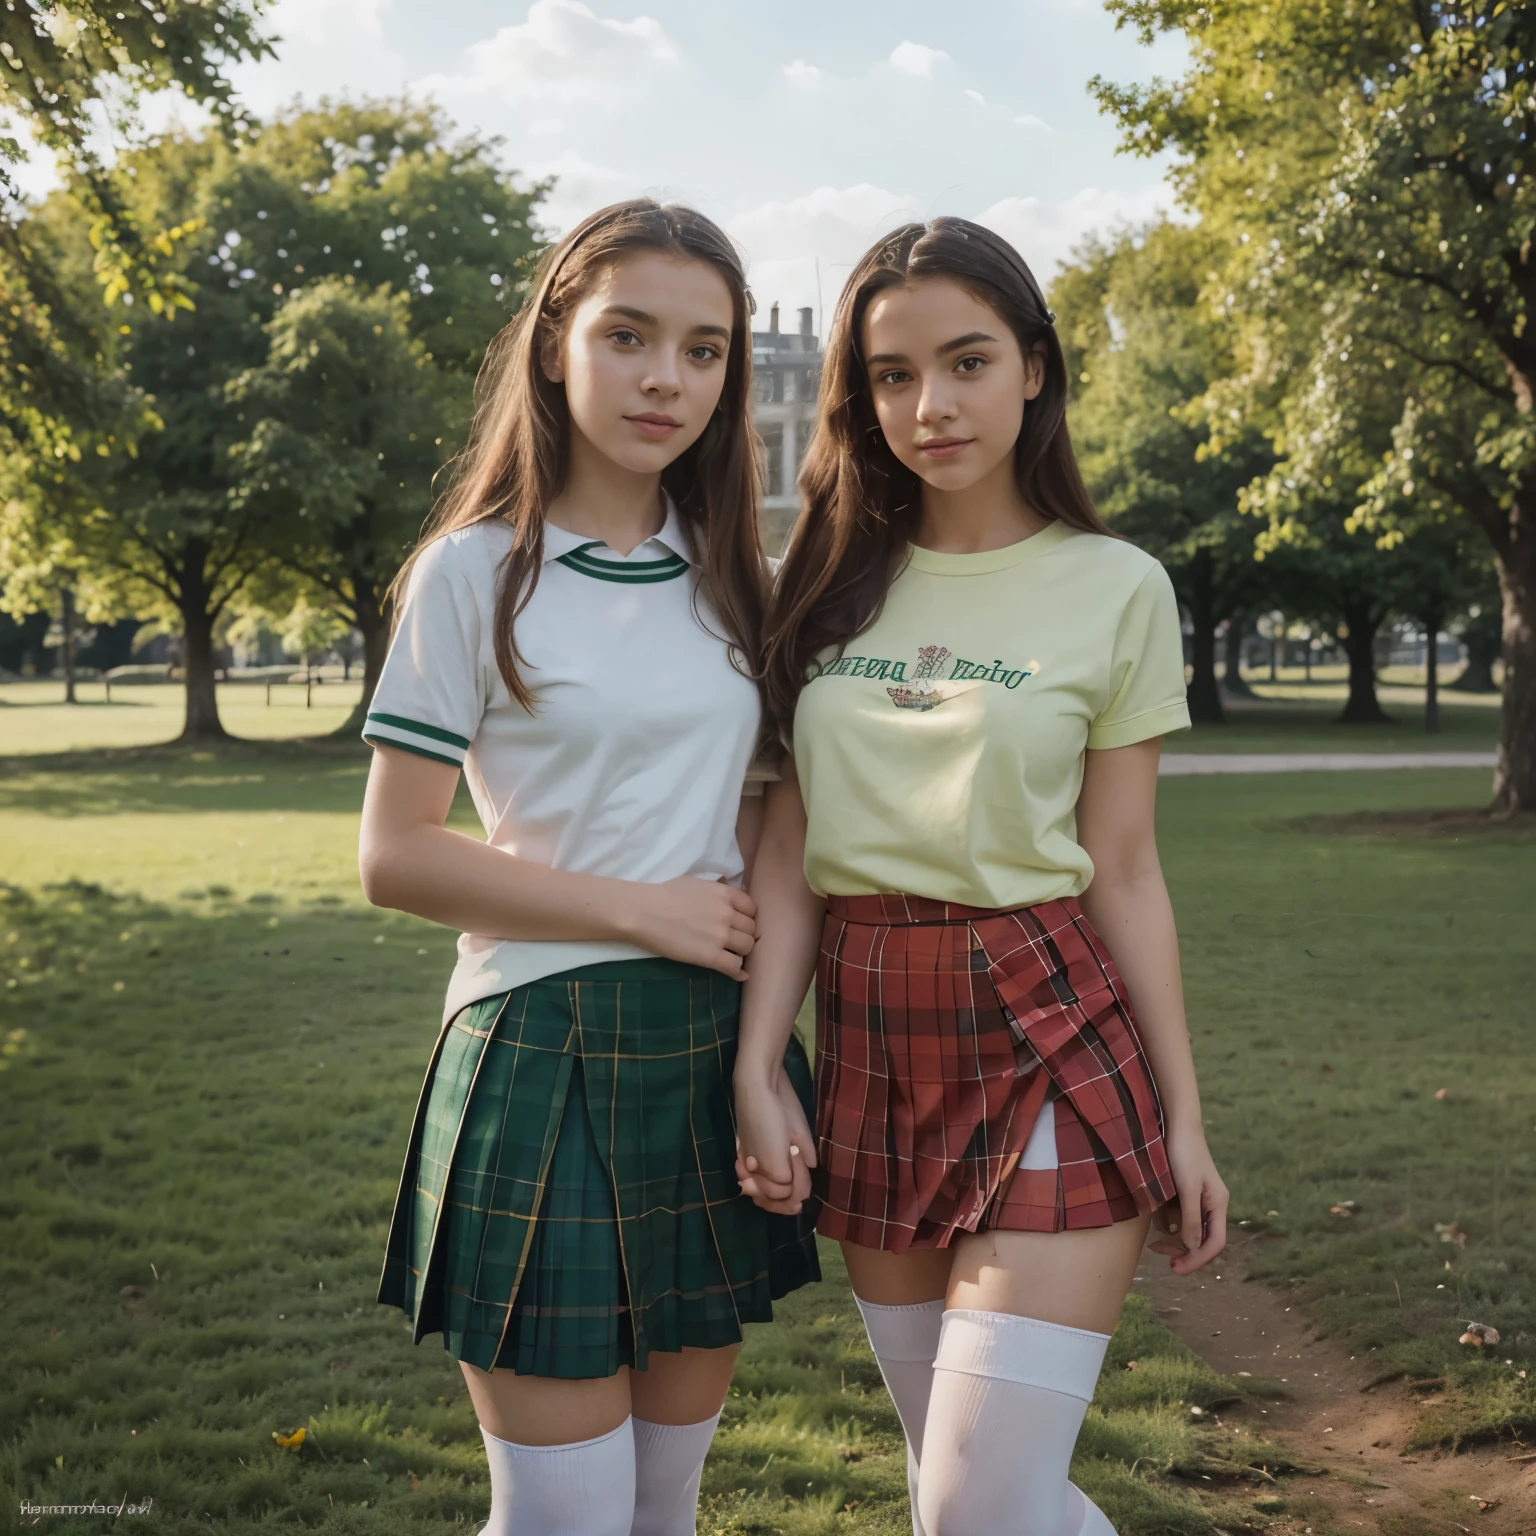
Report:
1,879,1285,1535
0,738,373,819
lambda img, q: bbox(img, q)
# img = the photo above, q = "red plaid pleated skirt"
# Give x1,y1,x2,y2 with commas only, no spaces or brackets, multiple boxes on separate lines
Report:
812,892,1177,1251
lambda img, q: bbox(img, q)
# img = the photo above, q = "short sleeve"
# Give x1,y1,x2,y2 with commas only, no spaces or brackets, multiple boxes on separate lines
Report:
362,534,485,768
1087,562,1192,750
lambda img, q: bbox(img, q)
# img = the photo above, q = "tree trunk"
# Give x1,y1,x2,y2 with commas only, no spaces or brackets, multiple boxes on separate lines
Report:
178,601,228,741
337,573,391,737
1222,616,1258,699
1269,620,1281,681
60,586,77,704
1336,605,1394,724
1451,617,1500,693
1184,550,1225,724
1491,538,1536,816
1422,610,1443,735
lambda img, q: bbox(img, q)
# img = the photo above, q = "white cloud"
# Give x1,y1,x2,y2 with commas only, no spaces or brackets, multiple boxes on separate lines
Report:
1014,113,1054,133
964,88,987,106
977,184,1180,283
269,0,386,48
728,183,923,319
715,182,1183,322
888,41,949,78
416,0,678,104
782,59,824,90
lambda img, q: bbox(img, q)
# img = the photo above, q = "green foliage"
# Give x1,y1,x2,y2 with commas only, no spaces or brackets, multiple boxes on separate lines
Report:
1056,220,1275,718
1092,0,1536,804
14,98,546,736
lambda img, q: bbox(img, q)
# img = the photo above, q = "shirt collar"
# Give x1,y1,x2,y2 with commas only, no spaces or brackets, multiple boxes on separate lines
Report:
541,493,697,566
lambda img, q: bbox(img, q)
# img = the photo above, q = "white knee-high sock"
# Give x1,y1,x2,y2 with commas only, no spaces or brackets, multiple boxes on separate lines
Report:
630,1411,721,1536
916,1309,1117,1536
855,1296,945,1536
479,1418,636,1536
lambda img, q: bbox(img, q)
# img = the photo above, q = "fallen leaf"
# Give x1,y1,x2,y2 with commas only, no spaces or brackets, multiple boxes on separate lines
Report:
1330,1201,1358,1217
1125,1360,1140,1371
1470,1495,1501,1512
272,1427,307,1451
1434,1087,1449,1101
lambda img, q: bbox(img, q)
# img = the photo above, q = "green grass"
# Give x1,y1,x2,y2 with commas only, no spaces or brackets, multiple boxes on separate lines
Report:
0,681,363,755
1176,685,1500,756
1,729,1532,1532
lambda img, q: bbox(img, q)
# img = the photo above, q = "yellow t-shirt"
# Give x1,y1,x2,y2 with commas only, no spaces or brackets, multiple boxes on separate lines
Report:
791,521,1191,906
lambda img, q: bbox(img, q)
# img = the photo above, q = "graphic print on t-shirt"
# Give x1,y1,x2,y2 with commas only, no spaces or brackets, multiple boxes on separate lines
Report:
812,643,1037,711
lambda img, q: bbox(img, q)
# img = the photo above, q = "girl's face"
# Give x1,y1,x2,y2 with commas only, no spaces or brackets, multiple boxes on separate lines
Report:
545,249,735,476
861,276,1045,494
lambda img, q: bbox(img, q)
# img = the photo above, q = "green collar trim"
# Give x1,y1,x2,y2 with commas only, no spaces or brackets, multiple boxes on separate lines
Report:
555,540,690,584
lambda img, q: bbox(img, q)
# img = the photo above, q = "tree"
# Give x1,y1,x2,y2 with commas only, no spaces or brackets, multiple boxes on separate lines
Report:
1094,0,1536,812
1055,220,1274,723
228,277,460,720
0,2,273,567
29,99,545,739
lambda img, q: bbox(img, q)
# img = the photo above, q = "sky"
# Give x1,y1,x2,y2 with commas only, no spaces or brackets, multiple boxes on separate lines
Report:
31,0,1191,326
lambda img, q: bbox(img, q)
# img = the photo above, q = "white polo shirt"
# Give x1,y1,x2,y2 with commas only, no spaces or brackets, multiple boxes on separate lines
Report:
363,499,766,1024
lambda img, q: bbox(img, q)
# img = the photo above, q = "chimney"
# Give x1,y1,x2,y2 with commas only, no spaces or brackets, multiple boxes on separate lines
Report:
769,302,780,334
799,306,813,338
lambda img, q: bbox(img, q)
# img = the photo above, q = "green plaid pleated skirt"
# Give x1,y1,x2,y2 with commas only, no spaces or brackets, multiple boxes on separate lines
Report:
377,958,821,1378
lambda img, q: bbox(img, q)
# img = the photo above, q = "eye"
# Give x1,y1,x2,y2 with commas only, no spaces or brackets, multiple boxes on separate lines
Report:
875,368,911,386
608,328,642,347
686,343,722,362
955,354,987,374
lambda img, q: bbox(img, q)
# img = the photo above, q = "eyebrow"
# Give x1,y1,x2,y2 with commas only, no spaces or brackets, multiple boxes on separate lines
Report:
601,304,731,340
866,330,1000,366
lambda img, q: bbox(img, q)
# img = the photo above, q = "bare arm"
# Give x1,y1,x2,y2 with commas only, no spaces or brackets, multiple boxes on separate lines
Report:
358,743,758,978
1076,736,1227,1272
732,763,826,1212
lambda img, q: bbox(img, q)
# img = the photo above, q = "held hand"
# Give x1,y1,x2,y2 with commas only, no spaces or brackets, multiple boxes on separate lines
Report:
733,1074,814,1215
626,876,757,979
1147,1129,1228,1275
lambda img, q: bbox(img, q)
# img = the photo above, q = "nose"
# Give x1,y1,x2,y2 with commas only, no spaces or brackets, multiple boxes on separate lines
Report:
641,349,682,397
915,372,957,426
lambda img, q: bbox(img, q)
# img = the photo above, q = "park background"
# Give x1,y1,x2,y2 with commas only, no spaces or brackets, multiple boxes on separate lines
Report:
1,2,1534,1534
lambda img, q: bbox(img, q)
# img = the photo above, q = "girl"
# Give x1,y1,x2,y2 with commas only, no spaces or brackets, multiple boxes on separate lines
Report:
359,199,819,1536
734,218,1230,1536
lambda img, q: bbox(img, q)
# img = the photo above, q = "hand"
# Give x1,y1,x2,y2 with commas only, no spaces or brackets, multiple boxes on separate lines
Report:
733,1071,816,1215
1146,1128,1228,1275
623,876,757,979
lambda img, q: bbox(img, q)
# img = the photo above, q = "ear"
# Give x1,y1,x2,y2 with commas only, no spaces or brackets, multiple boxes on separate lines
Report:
538,326,564,385
1022,342,1048,402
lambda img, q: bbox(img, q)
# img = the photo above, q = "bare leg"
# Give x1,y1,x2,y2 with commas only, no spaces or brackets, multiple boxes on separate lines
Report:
946,1213,1151,1333
628,1343,741,1425
459,1360,632,1446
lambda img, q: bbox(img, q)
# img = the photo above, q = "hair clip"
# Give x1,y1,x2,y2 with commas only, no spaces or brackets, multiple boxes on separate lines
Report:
1044,309,1057,325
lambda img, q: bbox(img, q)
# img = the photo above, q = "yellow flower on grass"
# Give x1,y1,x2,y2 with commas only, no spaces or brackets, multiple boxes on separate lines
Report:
272,1427,307,1450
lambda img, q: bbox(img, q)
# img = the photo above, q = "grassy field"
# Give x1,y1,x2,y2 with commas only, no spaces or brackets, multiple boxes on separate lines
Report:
1,673,1503,760
1,706,1532,1534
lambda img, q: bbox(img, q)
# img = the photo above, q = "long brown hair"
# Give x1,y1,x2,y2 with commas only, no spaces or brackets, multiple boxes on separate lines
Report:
393,198,766,708
763,216,1112,729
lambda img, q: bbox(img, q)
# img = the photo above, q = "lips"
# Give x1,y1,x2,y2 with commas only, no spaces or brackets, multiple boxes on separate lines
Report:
917,437,973,458
626,413,682,439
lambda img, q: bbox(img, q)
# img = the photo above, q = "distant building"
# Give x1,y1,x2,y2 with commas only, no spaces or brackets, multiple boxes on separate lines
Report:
752,301,823,553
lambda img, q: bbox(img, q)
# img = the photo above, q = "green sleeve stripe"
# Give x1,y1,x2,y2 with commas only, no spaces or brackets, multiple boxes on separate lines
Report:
364,712,471,749
362,733,465,769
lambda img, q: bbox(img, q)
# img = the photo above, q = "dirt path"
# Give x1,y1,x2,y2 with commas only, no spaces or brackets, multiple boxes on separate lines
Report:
1159,752,1496,776
1134,1249,1536,1535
